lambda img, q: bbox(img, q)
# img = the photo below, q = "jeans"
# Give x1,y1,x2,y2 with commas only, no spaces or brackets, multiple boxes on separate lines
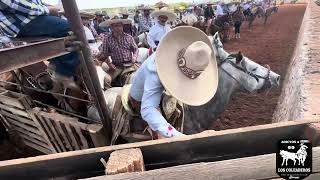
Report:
234,21,242,34
18,16,80,77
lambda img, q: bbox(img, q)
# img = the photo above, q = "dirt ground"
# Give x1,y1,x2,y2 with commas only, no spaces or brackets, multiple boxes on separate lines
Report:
212,4,306,130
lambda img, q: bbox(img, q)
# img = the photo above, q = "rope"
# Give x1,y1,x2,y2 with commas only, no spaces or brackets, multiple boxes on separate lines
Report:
0,80,92,103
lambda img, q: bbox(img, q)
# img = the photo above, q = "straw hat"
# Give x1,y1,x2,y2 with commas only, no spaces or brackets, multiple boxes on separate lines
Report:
156,26,218,106
99,16,131,27
79,11,95,19
151,8,178,21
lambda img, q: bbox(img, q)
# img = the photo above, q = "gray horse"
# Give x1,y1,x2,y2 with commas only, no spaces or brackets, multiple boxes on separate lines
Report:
90,32,281,137
183,32,280,134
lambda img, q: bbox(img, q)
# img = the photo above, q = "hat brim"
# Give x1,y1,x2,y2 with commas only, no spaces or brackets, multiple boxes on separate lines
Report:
156,27,219,106
99,19,132,27
139,7,154,10
80,13,95,19
151,10,178,21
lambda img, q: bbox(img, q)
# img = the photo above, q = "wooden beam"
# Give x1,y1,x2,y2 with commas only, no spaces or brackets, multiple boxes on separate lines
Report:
0,120,318,179
84,147,320,180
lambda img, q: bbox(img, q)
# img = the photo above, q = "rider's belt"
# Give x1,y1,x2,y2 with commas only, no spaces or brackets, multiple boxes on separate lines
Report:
88,40,96,44
114,62,134,68
128,95,141,115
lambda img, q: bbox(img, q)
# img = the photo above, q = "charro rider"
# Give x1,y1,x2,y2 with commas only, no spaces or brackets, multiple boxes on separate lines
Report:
97,16,139,85
129,27,219,138
147,8,177,51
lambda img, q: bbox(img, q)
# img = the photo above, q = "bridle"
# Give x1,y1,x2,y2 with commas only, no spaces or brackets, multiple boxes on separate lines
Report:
213,38,271,91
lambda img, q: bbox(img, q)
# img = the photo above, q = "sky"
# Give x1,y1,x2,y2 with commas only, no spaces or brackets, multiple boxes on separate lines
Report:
43,0,210,9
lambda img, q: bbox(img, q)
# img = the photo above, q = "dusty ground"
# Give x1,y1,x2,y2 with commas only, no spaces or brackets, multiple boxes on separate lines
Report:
212,4,306,130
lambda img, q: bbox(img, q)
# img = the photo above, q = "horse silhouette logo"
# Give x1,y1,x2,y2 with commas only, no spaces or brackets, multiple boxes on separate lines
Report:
277,140,312,180
279,143,308,166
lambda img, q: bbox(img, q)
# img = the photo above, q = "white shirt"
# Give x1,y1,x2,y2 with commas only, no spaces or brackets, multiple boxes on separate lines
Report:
147,21,171,49
243,4,251,10
130,54,184,138
83,26,99,54
216,4,225,16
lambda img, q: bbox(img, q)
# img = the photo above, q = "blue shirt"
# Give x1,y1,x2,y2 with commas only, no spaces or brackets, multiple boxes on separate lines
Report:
130,54,184,138
0,0,49,37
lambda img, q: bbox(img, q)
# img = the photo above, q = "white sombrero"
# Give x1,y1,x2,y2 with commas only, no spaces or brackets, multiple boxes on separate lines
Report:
99,16,131,27
156,26,218,106
151,8,178,22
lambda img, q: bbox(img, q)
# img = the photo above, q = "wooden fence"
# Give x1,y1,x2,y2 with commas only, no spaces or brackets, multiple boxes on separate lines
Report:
0,89,107,154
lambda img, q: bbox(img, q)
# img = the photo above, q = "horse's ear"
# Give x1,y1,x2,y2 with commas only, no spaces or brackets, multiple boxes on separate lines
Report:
236,51,243,64
214,32,219,39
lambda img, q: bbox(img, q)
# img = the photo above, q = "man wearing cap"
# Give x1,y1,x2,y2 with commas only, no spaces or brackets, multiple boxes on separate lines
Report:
94,11,109,34
0,0,79,88
138,7,154,33
147,8,177,51
98,16,139,83
129,27,218,138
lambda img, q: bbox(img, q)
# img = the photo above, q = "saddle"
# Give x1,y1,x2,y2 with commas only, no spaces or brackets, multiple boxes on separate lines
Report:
110,85,184,144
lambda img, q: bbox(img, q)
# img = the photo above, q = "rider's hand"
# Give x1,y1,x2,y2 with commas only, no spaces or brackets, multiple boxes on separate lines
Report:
48,6,60,16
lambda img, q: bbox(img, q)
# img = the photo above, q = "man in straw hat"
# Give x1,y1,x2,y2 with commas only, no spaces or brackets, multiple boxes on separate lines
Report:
97,16,139,84
129,26,219,138
94,11,109,34
147,8,177,51
138,6,154,33
79,12,100,55
120,10,136,36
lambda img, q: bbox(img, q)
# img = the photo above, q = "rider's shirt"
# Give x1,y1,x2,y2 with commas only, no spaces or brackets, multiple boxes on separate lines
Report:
243,4,251,10
130,54,184,138
147,21,171,49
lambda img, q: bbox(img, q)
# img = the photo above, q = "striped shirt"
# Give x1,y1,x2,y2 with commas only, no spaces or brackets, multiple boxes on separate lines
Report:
0,0,49,37
101,32,138,66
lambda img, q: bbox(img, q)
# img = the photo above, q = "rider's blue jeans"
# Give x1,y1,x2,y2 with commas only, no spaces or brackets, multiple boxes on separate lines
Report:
18,15,80,77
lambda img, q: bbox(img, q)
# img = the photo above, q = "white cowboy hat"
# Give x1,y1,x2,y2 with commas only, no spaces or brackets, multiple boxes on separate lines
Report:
79,11,95,19
151,8,177,21
181,14,198,25
99,16,131,27
139,6,154,11
156,26,218,106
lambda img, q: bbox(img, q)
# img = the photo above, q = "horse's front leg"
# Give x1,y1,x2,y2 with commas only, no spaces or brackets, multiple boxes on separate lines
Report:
282,158,286,166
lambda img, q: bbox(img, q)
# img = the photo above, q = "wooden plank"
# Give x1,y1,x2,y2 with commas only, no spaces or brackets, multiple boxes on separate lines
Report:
85,147,320,180
6,117,41,135
75,127,89,149
41,116,67,152
0,120,318,179
64,123,81,150
36,115,62,153
54,121,73,151
18,132,51,151
11,124,46,142
28,109,57,153
24,141,52,155
1,109,36,126
103,148,145,175
271,173,320,180
0,92,25,109
0,103,29,118
89,124,107,147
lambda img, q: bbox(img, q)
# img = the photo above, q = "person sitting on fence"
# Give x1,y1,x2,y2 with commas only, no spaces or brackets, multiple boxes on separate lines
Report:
138,6,154,33
129,27,219,138
97,16,139,85
147,8,177,51
0,0,80,89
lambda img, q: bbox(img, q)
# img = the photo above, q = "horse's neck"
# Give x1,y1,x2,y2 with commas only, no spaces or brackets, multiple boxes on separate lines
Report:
215,46,229,60
183,69,240,134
